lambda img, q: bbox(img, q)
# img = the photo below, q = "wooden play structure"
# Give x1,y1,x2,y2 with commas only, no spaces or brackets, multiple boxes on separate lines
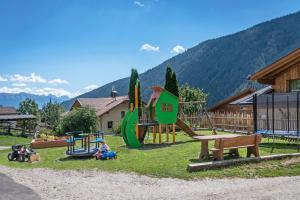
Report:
121,80,206,148
210,134,261,161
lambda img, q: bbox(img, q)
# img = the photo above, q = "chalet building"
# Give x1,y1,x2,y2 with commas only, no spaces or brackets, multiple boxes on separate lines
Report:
250,48,300,134
250,48,300,92
70,96,129,133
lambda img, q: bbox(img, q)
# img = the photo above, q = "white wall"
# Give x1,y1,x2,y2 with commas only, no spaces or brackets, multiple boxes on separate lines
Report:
98,102,128,133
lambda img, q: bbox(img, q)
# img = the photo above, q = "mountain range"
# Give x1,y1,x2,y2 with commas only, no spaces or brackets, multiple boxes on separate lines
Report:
0,93,69,108
48,12,300,110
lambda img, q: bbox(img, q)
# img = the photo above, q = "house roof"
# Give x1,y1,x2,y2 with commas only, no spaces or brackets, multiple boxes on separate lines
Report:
74,96,129,117
0,106,17,115
230,86,273,105
208,88,255,112
0,114,36,121
250,48,300,84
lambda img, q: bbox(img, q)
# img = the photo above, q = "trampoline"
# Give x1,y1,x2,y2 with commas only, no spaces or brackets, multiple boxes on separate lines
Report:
65,131,104,157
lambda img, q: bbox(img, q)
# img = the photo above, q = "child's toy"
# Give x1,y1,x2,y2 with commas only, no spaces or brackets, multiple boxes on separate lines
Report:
7,144,38,162
95,151,117,160
121,79,204,148
65,131,103,157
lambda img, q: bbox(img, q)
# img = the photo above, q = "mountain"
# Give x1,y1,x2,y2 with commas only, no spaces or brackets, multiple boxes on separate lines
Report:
62,11,300,110
0,93,69,108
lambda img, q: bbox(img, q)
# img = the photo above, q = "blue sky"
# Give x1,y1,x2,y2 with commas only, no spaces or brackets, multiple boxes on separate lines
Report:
0,0,300,98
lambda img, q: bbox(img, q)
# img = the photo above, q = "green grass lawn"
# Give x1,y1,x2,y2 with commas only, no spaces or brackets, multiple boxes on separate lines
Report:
0,135,31,146
1,131,300,179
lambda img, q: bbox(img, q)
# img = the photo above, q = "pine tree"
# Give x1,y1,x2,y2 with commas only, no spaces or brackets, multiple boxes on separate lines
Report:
171,72,179,97
164,65,179,97
128,69,141,108
164,66,173,93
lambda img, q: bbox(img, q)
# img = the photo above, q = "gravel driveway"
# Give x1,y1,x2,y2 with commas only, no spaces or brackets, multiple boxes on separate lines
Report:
1,165,300,200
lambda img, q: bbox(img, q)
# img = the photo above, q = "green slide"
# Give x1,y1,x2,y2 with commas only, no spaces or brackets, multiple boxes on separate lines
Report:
121,109,142,148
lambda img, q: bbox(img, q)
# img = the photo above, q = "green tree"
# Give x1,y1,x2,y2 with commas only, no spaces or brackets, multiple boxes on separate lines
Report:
179,83,208,115
41,101,64,130
56,106,97,135
128,68,141,108
17,98,39,136
164,66,173,92
171,72,179,97
164,66,179,97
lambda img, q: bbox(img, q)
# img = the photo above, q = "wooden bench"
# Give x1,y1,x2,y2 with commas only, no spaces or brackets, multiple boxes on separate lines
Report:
209,134,261,161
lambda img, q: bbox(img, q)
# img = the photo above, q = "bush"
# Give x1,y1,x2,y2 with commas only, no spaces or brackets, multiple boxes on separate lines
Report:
56,106,98,136
112,122,121,135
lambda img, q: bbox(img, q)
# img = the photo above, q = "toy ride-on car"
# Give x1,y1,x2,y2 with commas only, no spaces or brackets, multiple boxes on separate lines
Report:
95,151,117,160
7,144,36,162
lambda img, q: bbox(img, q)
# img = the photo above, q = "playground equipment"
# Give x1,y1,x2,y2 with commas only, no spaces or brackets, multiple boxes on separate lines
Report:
121,80,208,148
66,131,103,157
179,101,216,133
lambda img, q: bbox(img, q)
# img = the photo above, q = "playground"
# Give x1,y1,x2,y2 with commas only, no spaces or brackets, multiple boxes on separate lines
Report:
1,132,300,179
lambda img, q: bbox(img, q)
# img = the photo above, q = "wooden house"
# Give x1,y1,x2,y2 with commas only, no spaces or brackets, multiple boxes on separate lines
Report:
250,48,300,134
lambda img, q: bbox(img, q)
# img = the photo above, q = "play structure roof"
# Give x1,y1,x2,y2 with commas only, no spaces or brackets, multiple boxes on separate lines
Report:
250,48,300,84
72,96,129,117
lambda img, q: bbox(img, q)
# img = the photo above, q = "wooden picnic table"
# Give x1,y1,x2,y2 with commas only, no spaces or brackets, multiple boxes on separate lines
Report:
193,134,240,159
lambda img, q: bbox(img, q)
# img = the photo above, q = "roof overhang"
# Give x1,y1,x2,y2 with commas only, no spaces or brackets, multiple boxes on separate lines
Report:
0,114,36,121
208,89,255,112
250,48,300,84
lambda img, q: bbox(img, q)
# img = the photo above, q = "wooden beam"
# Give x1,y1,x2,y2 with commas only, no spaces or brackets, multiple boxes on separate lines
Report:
159,124,162,144
172,124,176,144
187,153,300,172
166,124,169,143
153,126,156,144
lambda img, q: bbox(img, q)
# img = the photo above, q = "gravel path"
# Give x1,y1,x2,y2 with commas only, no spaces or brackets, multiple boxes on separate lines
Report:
0,146,10,150
1,165,300,200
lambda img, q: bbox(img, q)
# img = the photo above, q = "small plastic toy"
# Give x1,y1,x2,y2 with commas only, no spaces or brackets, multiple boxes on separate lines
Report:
95,151,117,160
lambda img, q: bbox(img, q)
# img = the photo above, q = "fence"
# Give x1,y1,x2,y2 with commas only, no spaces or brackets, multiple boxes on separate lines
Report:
208,112,253,133
180,111,253,133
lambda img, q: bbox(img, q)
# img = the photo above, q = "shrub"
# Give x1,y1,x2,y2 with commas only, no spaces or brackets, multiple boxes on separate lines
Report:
56,106,97,135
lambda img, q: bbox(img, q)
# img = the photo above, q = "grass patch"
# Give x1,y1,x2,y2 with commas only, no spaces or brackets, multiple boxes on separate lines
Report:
1,131,300,179
0,135,31,146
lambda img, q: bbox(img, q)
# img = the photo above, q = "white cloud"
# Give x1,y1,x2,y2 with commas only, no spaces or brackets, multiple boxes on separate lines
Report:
84,84,99,91
10,73,47,83
140,43,160,52
0,75,8,82
48,78,69,85
134,1,144,7
12,83,27,87
0,86,80,98
171,45,186,54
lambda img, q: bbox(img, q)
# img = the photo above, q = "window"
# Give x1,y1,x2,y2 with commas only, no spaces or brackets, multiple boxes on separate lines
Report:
121,111,125,118
289,80,300,92
107,121,113,129
161,103,173,112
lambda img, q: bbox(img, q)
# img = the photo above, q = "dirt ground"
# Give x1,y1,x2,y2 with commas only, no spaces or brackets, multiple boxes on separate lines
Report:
1,165,300,200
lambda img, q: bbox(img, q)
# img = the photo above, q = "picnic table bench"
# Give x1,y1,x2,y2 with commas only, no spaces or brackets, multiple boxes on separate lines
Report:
193,134,239,159
210,134,262,161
